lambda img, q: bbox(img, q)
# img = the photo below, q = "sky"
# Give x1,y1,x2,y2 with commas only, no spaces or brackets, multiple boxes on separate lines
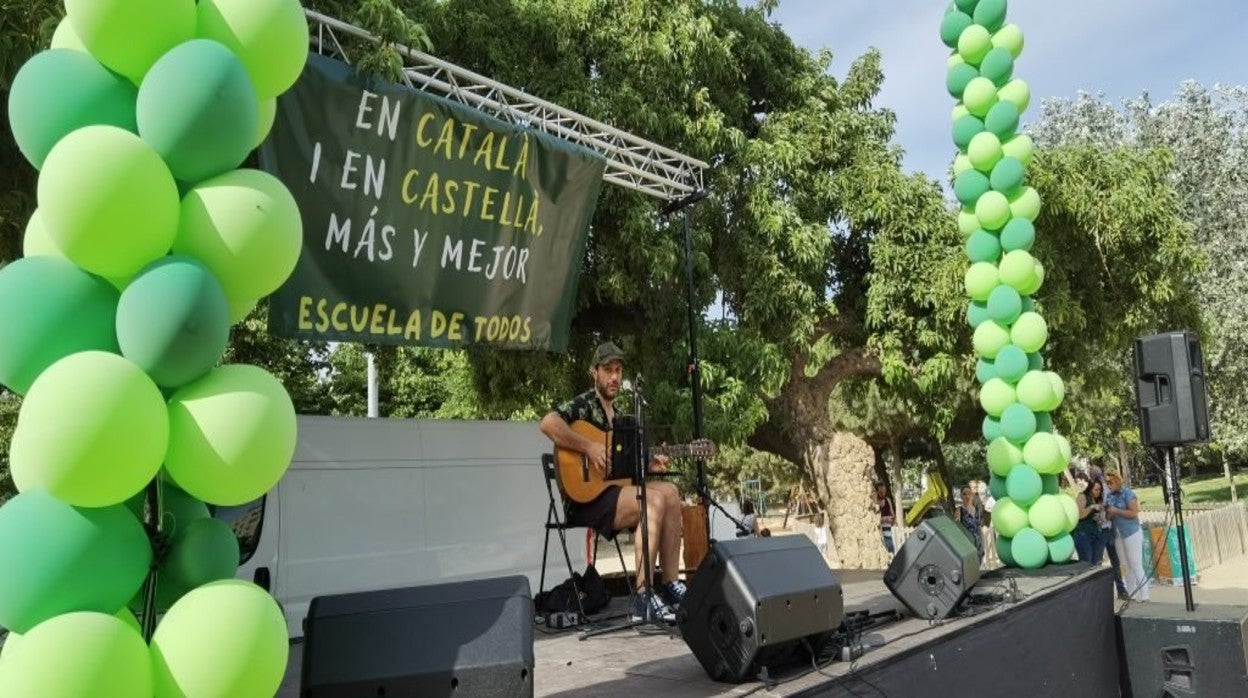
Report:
768,0,1248,181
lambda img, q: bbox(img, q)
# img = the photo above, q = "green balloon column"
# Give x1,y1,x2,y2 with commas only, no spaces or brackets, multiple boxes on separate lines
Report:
942,0,1077,569
0,0,308,694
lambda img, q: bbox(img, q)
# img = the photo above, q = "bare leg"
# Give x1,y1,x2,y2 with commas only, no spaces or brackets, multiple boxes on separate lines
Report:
614,483,667,591
656,482,683,584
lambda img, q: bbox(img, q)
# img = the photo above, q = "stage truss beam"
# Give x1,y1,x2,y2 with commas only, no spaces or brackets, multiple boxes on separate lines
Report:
304,9,707,200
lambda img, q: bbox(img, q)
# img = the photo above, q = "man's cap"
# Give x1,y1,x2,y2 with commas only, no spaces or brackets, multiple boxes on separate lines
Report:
592,341,625,366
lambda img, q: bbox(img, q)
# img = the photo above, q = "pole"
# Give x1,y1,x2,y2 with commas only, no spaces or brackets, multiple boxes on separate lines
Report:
366,351,379,418
1168,447,1195,612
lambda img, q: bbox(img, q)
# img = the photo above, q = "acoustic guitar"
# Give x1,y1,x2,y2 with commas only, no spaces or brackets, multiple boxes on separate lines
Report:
554,420,716,503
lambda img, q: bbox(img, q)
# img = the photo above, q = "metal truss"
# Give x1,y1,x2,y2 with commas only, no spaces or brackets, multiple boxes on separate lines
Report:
305,9,707,200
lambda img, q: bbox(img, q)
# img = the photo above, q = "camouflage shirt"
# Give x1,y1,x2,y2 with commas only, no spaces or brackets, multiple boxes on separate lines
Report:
554,389,612,431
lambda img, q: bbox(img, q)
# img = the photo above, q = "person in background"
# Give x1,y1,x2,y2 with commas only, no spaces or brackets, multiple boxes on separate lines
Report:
875,482,895,554
1073,478,1107,564
813,512,829,558
955,485,985,561
1091,467,1130,599
1105,470,1149,602
738,499,761,537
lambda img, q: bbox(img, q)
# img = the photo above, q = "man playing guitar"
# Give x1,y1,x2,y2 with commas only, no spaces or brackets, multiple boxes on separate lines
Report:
539,341,685,623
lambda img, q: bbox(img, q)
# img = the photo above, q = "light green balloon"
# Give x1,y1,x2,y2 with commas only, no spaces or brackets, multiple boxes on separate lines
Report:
165,364,297,506
957,24,993,65
953,152,974,176
1006,463,1043,507
1016,371,1056,412
992,23,1025,59
952,103,971,122
948,51,966,69
1001,134,1035,167
964,261,1000,301
65,0,196,84
987,436,1023,477
1010,186,1042,221
1028,494,1068,537
1023,432,1064,475
228,297,259,324
1020,259,1045,296
974,320,1011,360
992,498,1028,537
998,78,1032,113
968,131,1004,172
197,0,310,99
38,125,178,279
150,580,289,698
175,169,303,304
1011,311,1048,353
1049,532,1075,563
963,77,999,117
1047,372,1067,411
12,351,168,508
979,377,1016,417
1012,527,1049,569
975,191,1011,230
998,249,1037,292
50,17,89,52
0,611,153,697
255,98,277,149
958,206,980,236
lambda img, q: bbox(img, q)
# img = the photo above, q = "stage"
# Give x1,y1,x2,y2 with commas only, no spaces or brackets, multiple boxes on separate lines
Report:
277,563,1120,696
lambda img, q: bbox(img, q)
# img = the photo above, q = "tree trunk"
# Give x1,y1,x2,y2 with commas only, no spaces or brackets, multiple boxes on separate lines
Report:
1117,436,1131,486
1225,453,1238,503
927,437,956,514
889,435,904,531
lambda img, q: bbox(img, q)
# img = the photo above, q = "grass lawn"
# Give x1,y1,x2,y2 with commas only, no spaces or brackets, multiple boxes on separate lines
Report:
1132,472,1248,508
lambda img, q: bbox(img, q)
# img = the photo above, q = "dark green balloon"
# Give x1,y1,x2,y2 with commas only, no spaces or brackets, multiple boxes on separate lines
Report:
1041,473,1060,495
982,415,1003,442
1012,527,1049,569
966,229,1002,263
996,534,1016,566
987,284,1023,323
947,62,980,100
973,0,1008,32
0,492,151,633
136,39,258,183
976,358,998,384
116,256,231,389
8,49,138,169
967,300,992,328
155,518,240,609
1020,296,1036,313
994,344,1029,383
1035,411,1053,433
1028,351,1045,371
941,11,975,49
984,100,1020,139
1006,463,1043,506
156,483,212,539
990,156,1025,194
954,169,991,206
1001,402,1037,443
955,0,980,12
1000,217,1035,251
953,114,986,151
989,473,1008,499
979,47,1015,86
0,256,120,395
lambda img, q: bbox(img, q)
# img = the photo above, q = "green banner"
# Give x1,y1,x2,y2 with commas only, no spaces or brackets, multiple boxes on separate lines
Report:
258,54,605,350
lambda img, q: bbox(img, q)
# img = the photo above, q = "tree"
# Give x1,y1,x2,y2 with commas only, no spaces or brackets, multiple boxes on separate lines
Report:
1031,84,1245,466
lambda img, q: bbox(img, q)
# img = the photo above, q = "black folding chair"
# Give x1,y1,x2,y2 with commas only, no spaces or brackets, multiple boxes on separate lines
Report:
537,453,632,625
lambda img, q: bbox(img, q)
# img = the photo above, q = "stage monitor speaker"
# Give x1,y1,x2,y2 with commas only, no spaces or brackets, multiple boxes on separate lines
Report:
678,535,843,683
1117,603,1248,697
301,575,534,698
884,515,981,620
1133,331,1211,446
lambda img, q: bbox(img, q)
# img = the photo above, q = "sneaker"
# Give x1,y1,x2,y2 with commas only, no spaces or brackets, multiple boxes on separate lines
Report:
630,591,676,624
660,580,687,610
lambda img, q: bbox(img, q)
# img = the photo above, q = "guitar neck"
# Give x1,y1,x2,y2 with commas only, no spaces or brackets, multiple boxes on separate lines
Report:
650,444,706,459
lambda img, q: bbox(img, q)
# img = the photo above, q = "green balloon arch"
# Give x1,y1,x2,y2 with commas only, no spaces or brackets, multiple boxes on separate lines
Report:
943,0,1077,569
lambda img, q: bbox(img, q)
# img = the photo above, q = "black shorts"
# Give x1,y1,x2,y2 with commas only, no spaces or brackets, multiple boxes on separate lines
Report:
567,486,623,539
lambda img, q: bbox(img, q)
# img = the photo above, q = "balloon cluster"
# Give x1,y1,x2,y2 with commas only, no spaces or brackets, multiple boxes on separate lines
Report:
0,0,308,695
941,0,1078,569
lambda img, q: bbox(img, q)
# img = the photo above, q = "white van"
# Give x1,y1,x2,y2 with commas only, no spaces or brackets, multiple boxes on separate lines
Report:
218,415,585,637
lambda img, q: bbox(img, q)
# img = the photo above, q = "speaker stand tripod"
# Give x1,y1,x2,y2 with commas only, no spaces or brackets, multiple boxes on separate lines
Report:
1163,446,1196,612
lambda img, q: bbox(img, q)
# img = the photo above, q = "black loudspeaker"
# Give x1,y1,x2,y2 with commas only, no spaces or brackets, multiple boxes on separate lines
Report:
301,575,534,697
678,535,843,683
1117,603,1248,697
884,515,980,620
1134,331,1211,446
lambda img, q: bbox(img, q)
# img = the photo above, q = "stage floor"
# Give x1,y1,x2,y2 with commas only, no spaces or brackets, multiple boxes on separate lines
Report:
275,563,1116,697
